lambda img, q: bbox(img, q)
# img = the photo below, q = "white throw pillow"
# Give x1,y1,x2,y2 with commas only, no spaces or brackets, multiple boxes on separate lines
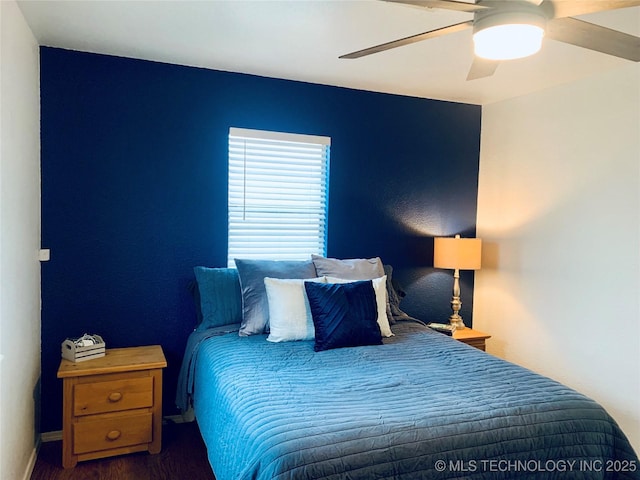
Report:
324,276,394,338
264,277,326,342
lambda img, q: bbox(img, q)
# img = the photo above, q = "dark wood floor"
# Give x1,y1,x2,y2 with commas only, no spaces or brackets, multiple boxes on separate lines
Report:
31,420,216,480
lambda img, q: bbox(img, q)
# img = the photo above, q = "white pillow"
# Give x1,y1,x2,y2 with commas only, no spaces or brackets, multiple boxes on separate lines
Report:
324,276,394,338
264,277,326,342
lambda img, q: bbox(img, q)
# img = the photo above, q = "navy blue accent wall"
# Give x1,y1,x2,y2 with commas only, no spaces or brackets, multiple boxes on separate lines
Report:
40,47,481,432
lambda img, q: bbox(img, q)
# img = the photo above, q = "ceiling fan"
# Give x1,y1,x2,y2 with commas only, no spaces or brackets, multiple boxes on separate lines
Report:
340,0,640,80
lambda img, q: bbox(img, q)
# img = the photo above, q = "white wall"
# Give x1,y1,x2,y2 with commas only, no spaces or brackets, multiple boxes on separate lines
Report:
0,1,42,479
475,63,640,454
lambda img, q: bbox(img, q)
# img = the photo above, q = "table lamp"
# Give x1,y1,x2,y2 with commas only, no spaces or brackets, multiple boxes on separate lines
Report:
433,234,482,330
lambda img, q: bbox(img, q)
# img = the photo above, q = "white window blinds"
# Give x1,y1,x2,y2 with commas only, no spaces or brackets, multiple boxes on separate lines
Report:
228,127,330,267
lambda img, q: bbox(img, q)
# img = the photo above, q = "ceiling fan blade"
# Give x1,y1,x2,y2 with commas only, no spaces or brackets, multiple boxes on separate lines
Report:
466,57,500,80
542,1,640,19
547,17,640,61
383,0,488,13
340,21,473,59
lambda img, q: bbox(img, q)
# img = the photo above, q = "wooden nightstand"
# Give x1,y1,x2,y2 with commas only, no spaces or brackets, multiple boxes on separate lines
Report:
453,328,491,351
57,345,167,468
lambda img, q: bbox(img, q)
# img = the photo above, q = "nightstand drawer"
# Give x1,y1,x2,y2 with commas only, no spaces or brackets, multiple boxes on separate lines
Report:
73,376,153,416
73,412,153,454
453,328,491,351
462,338,487,351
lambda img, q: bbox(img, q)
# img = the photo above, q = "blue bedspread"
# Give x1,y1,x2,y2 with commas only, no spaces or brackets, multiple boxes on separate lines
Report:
180,321,639,479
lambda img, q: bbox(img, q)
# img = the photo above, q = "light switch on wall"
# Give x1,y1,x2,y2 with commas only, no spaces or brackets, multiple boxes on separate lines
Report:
39,249,50,262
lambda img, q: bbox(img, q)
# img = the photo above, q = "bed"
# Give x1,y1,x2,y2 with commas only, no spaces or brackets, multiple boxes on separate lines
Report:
177,259,639,480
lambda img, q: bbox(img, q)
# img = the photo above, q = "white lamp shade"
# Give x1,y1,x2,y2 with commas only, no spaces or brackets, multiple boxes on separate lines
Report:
434,237,482,270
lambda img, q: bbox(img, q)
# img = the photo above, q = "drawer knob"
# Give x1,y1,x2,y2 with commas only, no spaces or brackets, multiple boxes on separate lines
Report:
108,392,123,402
106,430,121,441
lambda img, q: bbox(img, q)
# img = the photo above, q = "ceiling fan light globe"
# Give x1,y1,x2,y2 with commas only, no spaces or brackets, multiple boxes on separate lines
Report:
473,24,544,60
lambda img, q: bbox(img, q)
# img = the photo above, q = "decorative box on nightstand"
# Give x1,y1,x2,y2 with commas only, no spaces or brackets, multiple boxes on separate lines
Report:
57,345,167,468
453,328,491,351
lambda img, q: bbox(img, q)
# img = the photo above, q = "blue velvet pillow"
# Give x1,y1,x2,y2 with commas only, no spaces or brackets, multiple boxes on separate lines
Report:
304,280,382,352
235,259,318,336
193,267,243,331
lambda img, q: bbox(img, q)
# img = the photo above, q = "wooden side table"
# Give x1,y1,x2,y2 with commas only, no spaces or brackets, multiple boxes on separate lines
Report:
453,328,491,351
57,345,167,468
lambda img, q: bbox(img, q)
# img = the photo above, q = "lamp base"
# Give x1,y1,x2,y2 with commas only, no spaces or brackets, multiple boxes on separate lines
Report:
447,270,466,330
448,314,466,330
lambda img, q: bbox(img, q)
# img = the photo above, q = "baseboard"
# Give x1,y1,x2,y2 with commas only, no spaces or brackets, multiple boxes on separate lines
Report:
22,446,38,480
40,430,62,442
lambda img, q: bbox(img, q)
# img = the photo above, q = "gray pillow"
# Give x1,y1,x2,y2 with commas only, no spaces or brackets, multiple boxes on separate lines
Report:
312,255,392,322
235,259,318,336
311,254,385,279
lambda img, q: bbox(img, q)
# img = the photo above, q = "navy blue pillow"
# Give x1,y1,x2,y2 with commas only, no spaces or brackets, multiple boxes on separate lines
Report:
304,280,382,352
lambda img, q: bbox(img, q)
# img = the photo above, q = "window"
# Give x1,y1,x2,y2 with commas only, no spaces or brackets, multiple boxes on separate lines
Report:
228,127,330,267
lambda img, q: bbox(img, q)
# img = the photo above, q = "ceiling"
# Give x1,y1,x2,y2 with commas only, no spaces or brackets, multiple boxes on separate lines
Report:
17,0,640,105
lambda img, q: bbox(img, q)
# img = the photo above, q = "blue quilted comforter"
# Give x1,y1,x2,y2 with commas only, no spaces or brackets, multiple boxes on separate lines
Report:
179,321,639,479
